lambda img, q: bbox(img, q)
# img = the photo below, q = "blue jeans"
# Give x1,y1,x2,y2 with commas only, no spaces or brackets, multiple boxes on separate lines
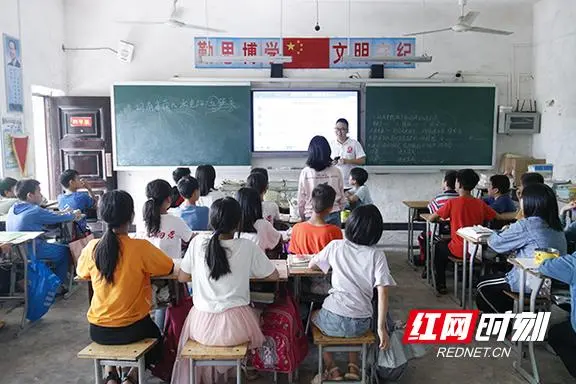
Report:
35,241,70,286
312,308,371,338
325,211,342,227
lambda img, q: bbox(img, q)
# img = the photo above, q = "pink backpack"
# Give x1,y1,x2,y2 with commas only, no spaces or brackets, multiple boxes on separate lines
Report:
151,290,192,382
248,293,309,373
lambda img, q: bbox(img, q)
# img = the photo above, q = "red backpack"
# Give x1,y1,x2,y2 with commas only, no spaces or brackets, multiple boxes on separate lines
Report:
248,292,309,373
151,288,192,382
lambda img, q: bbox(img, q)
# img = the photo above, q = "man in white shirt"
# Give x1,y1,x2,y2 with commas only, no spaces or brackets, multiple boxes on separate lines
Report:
330,118,366,189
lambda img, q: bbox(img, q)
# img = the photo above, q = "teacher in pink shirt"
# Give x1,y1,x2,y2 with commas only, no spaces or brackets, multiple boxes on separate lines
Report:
297,136,345,227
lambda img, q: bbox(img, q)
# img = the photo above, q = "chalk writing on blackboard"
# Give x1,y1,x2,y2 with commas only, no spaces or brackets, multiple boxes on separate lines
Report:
120,96,240,115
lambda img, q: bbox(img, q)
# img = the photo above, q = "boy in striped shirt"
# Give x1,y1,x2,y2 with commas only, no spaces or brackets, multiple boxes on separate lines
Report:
428,171,459,213
418,171,458,272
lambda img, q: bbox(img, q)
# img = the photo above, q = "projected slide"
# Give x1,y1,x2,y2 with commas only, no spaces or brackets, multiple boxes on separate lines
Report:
252,91,359,152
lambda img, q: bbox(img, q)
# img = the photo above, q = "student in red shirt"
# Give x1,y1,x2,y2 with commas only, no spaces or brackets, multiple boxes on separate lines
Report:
429,169,498,294
289,184,343,255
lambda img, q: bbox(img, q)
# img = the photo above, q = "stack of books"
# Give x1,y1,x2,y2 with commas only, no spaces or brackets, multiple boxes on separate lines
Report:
457,226,494,241
288,254,312,269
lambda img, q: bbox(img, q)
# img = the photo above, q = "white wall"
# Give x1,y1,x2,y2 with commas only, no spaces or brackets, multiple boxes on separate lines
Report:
532,0,576,181
0,0,66,179
64,0,535,221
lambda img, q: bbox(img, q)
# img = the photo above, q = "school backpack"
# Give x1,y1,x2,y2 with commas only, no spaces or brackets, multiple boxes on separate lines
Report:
150,286,192,382
248,292,308,373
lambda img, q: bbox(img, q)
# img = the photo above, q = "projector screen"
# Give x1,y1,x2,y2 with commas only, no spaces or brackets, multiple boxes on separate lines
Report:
252,90,359,152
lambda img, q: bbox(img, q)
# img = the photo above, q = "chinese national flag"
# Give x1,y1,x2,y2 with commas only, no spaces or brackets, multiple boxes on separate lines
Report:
12,135,29,176
283,38,330,69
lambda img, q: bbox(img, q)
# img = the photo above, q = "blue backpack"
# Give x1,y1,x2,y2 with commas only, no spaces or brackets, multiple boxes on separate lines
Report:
27,260,61,321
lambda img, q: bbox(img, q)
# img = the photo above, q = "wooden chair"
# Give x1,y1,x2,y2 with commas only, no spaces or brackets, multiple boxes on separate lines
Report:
179,340,248,384
312,326,375,384
77,338,157,384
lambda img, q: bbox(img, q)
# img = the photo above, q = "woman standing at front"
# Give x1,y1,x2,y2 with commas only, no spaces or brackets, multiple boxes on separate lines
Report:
298,136,345,227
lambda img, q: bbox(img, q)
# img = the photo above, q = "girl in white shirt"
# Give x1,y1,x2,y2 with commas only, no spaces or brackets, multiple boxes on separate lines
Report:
196,164,225,209
298,136,345,227
309,204,396,382
236,187,282,252
140,179,194,330
141,179,194,259
173,197,278,384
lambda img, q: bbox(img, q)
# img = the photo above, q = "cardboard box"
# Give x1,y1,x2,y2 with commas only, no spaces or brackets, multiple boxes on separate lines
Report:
498,154,546,187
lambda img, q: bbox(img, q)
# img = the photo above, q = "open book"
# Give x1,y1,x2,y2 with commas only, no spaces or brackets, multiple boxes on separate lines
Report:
457,226,494,241
288,254,313,269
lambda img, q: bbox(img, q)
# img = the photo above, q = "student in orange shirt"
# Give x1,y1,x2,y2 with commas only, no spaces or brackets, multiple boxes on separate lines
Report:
429,169,498,294
77,190,174,384
289,184,343,255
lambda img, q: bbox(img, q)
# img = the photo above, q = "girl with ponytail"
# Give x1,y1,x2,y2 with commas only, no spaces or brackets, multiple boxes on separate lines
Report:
140,179,194,259
172,197,278,383
76,190,174,384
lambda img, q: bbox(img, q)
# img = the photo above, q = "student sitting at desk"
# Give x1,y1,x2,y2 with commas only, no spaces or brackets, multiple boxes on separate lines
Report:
476,184,567,314
483,174,517,214
7,179,81,289
175,176,209,231
236,187,282,252
515,172,544,220
77,190,174,384
345,167,373,209
539,251,576,379
140,179,194,259
429,169,498,295
58,169,97,233
0,177,18,215
170,167,191,208
309,205,395,382
427,171,459,214
196,164,225,209
247,171,280,225
173,197,278,384
418,171,458,271
289,184,343,255
298,136,345,227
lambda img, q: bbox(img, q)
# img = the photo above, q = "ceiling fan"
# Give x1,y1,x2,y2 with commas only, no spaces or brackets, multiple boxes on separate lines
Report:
404,0,513,37
116,0,226,33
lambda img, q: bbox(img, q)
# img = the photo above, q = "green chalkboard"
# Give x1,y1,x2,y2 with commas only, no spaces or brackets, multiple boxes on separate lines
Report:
365,85,496,167
113,84,251,167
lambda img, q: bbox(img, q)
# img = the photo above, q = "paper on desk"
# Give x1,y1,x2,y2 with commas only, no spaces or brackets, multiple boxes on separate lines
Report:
0,232,26,243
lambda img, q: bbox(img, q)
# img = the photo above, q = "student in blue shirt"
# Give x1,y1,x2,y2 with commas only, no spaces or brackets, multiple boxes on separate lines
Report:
539,252,576,378
476,184,566,313
483,174,517,213
176,176,209,231
8,179,81,288
58,169,96,232
345,167,373,209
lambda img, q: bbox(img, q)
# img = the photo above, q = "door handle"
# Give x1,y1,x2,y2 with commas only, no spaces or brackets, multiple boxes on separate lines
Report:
105,153,113,177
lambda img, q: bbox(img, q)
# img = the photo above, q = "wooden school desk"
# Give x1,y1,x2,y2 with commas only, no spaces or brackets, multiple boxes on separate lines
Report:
506,258,546,384
288,264,326,303
458,212,518,308
0,232,44,333
402,200,430,267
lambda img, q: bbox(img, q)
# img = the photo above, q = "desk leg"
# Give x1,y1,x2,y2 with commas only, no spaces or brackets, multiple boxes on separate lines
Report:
516,270,526,370
294,276,301,304
461,241,467,308
16,244,28,331
407,208,414,266
426,221,431,285
468,245,479,310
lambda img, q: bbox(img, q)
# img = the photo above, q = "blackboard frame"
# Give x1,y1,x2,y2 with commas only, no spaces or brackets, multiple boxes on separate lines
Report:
111,81,251,170
250,88,361,156
364,83,498,171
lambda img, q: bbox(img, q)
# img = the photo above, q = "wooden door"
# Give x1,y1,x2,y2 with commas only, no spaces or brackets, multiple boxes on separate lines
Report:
47,97,116,200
